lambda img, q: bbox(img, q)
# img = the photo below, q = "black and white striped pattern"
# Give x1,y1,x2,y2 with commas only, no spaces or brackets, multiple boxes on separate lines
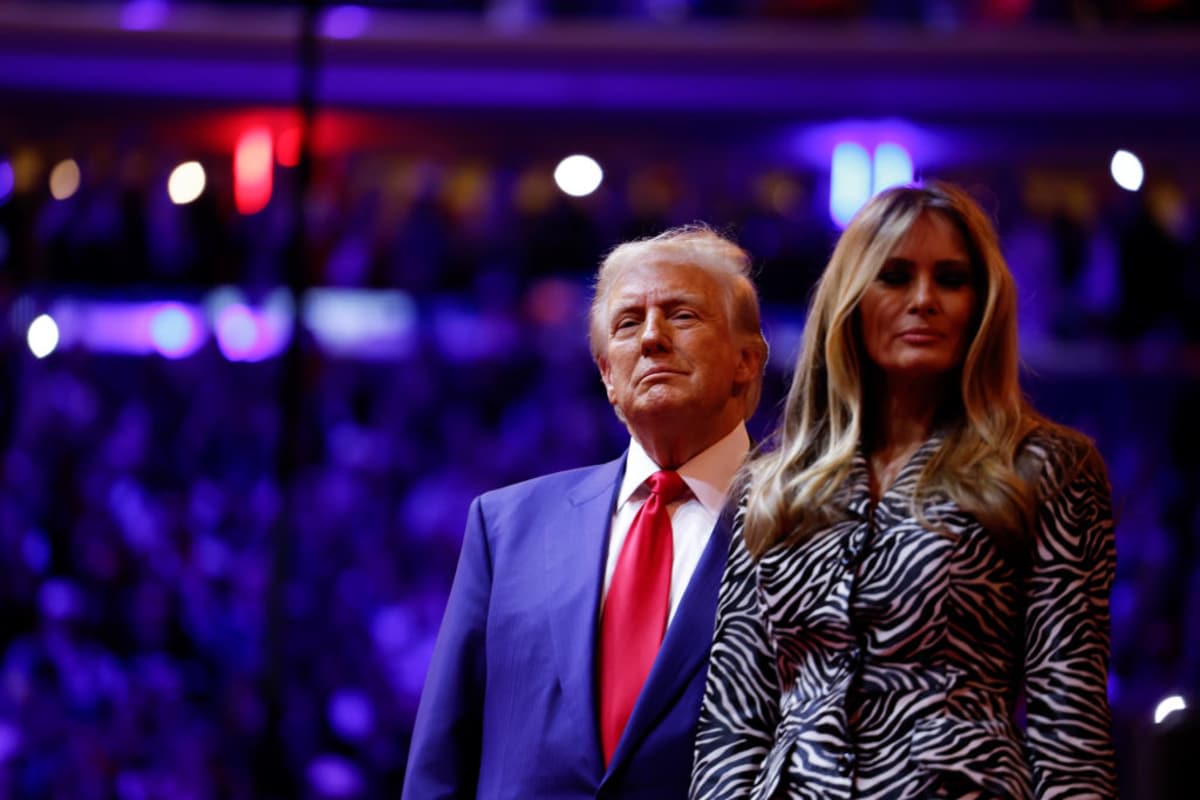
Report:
691,430,1117,800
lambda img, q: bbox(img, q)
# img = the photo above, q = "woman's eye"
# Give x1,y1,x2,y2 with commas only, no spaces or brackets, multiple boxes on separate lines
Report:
937,272,971,288
878,270,908,285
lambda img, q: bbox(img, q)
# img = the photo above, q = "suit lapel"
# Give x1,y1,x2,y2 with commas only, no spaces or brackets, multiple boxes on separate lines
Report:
543,454,626,778
605,504,733,772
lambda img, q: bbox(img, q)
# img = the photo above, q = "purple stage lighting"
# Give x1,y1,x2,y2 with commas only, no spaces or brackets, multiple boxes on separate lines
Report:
210,291,292,362
120,0,168,32
0,160,13,204
321,5,370,40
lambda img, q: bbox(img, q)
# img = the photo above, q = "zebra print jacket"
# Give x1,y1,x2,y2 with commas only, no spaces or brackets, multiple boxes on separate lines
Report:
691,429,1117,800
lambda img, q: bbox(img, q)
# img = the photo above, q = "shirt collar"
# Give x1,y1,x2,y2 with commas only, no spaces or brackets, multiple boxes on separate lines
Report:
619,422,751,516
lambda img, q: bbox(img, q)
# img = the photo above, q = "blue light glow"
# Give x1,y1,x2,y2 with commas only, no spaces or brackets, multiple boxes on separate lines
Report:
0,160,13,204
302,288,417,360
873,142,914,194
150,303,203,359
208,290,291,362
830,142,871,228
214,304,260,361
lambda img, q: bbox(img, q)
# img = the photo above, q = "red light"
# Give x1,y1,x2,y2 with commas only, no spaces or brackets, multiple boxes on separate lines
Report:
234,127,273,215
277,126,302,168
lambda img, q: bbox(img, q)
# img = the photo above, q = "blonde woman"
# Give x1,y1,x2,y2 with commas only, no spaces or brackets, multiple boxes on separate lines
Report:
691,183,1116,799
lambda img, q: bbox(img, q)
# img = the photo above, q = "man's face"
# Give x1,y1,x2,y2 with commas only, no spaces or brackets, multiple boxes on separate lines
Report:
598,260,753,434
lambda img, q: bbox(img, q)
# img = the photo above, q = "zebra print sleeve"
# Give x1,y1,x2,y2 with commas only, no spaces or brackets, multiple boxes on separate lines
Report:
691,515,781,800
1022,443,1118,799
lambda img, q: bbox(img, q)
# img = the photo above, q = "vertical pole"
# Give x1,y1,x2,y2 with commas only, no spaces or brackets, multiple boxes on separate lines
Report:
256,2,319,797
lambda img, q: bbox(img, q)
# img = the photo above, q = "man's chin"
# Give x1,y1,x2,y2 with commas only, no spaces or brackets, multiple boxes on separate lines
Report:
624,393,690,424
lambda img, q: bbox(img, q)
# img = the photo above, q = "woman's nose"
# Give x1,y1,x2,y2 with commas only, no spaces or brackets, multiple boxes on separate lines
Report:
910,275,937,314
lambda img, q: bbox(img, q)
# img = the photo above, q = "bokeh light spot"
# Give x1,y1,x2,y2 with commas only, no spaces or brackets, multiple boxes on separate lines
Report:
1154,694,1187,724
277,127,302,168
554,154,603,198
1111,149,1144,192
872,142,914,194
306,754,363,798
168,161,206,205
49,159,81,200
328,688,375,741
830,142,871,228
27,314,59,358
150,303,202,358
214,303,260,361
234,127,273,215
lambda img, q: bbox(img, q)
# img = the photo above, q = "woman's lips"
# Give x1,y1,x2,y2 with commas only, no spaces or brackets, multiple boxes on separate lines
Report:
897,329,943,344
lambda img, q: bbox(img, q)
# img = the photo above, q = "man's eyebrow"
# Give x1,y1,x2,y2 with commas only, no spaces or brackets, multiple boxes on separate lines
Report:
608,299,645,316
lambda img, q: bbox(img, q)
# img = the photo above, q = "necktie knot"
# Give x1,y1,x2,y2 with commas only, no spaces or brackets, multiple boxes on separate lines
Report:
646,470,686,504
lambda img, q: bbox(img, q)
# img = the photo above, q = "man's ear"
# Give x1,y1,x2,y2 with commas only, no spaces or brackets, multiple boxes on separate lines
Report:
735,340,766,384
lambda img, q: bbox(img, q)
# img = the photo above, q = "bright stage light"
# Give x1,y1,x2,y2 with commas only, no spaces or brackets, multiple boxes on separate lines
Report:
277,127,302,168
1154,694,1187,725
234,127,273,215
873,142,914,194
1111,150,1144,192
168,161,206,205
49,159,81,201
27,314,60,358
830,142,871,228
554,155,603,198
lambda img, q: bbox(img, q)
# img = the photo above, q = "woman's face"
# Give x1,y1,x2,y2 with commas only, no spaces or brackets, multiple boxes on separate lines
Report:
858,210,979,384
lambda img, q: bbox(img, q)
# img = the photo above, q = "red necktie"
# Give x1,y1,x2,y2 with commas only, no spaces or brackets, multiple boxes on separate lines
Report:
599,469,687,765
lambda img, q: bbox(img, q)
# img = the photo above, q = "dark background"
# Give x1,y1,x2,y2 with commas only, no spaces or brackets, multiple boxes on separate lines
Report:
0,1,1198,798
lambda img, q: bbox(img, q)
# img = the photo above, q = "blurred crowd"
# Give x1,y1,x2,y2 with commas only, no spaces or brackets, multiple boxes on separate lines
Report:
181,0,1200,26
1,142,1199,799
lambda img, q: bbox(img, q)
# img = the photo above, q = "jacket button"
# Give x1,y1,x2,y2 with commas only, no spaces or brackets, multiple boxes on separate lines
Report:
837,751,856,776
842,645,863,671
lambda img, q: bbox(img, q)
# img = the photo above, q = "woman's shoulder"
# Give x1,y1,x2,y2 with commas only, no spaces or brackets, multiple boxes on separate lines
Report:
1017,421,1108,496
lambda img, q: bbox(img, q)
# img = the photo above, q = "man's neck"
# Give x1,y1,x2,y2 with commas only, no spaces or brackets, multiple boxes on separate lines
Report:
626,401,747,469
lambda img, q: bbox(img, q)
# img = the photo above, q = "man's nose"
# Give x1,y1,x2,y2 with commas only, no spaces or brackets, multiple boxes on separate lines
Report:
640,311,671,352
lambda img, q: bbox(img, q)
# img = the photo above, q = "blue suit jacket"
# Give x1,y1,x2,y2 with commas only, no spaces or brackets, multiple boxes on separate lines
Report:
402,454,732,800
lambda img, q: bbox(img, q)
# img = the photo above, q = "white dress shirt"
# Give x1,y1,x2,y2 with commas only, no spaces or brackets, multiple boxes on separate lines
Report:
601,422,750,623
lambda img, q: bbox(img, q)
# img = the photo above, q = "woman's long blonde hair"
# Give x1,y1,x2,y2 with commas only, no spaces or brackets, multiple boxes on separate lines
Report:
743,182,1068,558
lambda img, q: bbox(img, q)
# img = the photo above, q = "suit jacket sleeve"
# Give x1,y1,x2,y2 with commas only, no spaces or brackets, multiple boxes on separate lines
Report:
402,497,492,800
690,512,781,800
1022,444,1118,799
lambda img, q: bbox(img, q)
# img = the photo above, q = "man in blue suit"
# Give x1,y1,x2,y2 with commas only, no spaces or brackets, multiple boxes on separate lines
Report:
402,225,768,800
